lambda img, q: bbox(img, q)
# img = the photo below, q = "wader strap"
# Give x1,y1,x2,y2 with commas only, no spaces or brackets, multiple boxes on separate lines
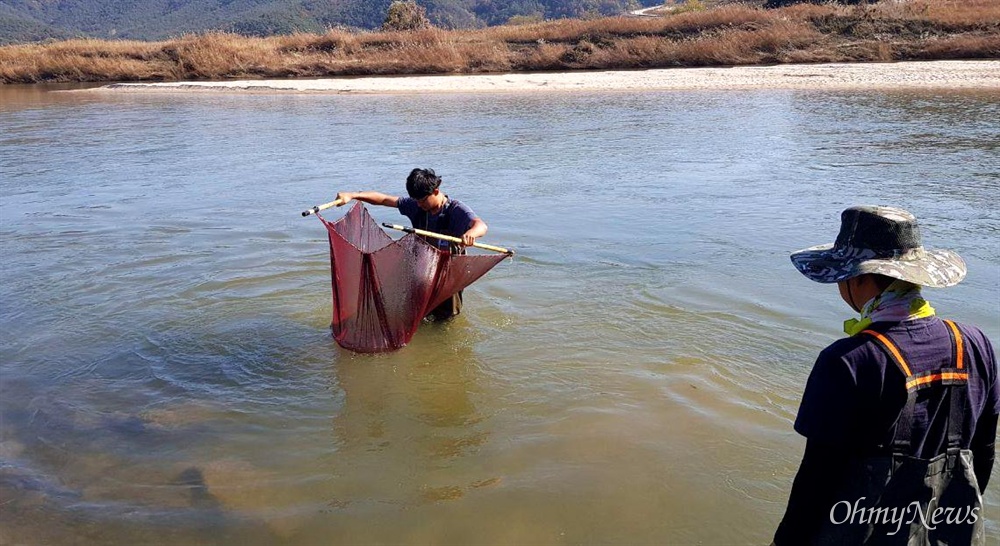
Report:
860,327,968,393
944,320,970,450
893,390,919,453
861,323,970,453
863,328,917,452
947,375,969,450
438,201,452,239
861,329,913,378
905,370,969,391
416,199,452,249
944,319,965,370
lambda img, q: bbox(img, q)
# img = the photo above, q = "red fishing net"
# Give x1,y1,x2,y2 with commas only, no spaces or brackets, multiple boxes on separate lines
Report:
317,202,508,353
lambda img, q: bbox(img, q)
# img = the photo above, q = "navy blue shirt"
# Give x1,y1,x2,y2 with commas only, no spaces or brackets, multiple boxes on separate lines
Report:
795,316,999,456
397,196,477,250
775,317,998,544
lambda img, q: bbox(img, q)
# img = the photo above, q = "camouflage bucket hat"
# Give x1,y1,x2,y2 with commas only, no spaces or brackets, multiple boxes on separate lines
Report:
790,206,966,287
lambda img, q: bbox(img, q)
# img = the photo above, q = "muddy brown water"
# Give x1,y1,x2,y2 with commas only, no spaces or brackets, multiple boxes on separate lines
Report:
1,83,998,544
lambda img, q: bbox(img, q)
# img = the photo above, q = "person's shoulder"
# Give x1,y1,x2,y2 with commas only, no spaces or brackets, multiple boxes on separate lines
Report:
948,319,997,366
811,333,895,380
444,198,477,218
818,334,877,363
947,320,993,346
397,196,417,212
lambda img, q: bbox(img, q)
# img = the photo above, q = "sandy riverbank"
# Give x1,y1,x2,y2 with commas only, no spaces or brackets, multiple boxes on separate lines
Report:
93,60,1000,95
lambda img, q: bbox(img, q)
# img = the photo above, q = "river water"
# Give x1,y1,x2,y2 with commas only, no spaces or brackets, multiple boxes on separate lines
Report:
1,82,998,545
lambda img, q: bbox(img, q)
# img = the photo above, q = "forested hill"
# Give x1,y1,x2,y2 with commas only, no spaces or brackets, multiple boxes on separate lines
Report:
0,0,663,43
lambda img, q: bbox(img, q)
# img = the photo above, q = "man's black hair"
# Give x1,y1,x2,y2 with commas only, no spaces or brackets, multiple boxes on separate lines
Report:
406,168,442,199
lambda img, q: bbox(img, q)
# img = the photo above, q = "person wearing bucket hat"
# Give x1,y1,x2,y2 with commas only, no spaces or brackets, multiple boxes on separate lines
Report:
774,206,998,545
335,168,488,321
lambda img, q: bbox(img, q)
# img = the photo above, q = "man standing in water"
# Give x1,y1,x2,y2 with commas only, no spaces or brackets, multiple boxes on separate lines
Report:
774,206,998,545
335,168,488,321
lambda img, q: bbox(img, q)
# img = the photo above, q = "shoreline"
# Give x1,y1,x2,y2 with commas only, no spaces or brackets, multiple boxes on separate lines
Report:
90,61,1000,95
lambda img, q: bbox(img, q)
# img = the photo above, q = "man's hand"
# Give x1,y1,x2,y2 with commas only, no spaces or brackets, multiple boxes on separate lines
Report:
335,191,354,205
461,218,488,246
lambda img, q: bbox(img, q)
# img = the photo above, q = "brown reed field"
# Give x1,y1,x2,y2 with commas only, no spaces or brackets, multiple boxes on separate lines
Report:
1,0,998,84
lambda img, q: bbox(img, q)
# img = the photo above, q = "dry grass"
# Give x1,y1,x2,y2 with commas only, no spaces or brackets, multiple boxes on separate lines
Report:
2,0,998,84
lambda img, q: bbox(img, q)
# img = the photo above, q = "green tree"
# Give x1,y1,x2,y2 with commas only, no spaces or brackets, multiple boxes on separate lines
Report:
382,1,431,31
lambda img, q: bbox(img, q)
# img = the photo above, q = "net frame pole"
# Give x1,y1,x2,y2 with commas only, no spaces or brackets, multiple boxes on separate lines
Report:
382,223,514,255
301,198,345,217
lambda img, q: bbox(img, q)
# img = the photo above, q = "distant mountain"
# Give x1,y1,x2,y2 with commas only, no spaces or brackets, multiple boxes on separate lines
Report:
0,0,663,43
0,3,71,42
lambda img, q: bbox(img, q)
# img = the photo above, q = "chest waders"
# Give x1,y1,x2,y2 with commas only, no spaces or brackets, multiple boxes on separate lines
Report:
415,202,464,321
815,320,984,545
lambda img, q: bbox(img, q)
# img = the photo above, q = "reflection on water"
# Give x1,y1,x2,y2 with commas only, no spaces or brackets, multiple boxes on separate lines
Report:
1,83,998,544
329,334,496,506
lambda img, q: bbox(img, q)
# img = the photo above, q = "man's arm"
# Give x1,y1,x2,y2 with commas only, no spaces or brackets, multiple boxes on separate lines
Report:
774,440,850,545
336,191,399,207
972,330,999,493
775,345,860,545
462,218,487,247
971,411,997,493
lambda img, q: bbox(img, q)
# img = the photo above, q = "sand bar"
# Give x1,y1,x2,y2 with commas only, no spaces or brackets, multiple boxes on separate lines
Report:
98,61,1000,94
